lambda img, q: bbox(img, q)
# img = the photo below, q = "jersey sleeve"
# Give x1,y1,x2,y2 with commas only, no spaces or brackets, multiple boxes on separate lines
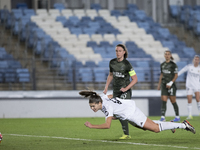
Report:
178,65,189,76
174,63,178,74
127,61,136,76
160,63,163,73
109,61,112,72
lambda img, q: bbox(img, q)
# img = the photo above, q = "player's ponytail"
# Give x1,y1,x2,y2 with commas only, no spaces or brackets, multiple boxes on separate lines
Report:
79,90,102,104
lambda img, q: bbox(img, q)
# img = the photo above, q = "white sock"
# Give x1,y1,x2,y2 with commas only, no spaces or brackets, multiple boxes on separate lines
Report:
197,102,200,113
153,120,186,131
187,103,192,116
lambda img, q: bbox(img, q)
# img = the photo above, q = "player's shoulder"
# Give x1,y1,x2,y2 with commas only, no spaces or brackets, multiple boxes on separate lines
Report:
160,61,165,66
100,93,110,101
187,64,193,67
170,61,177,65
110,58,117,63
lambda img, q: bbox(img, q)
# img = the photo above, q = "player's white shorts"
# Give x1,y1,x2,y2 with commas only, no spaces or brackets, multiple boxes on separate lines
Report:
127,107,147,128
186,88,200,95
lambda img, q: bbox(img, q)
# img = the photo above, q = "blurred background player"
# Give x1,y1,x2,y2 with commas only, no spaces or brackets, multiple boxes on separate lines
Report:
157,50,180,122
178,55,200,119
103,44,137,139
80,90,196,135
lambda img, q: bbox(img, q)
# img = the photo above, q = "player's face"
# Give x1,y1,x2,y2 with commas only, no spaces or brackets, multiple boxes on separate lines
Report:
89,102,102,112
193,56,199,65
115,46,125,60
164,51,171,61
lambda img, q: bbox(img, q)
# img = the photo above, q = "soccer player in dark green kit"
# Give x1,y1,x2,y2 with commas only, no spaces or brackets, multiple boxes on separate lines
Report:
103,44,138,139
157,49,180,122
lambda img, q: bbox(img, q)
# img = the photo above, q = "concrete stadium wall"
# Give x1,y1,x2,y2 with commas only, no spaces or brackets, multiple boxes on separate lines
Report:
0,90,199,118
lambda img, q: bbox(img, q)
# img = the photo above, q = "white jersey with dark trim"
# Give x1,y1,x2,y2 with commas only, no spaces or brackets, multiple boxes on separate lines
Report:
100,94,136,120
178,64,200,89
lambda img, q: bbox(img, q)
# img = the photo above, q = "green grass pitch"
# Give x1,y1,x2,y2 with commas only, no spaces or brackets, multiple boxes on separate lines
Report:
0,116,200,150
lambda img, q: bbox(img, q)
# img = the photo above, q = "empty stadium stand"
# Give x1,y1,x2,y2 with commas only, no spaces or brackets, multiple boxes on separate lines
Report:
0,2,193,90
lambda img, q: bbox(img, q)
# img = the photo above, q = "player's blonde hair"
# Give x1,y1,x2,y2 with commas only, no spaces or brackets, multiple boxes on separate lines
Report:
193,55,200,63
116,44,128,58
79,90,102,104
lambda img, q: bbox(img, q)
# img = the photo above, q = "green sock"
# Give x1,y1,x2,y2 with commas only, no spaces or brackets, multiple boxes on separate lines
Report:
119,119,129,135
172,102,179,116
161,101,167,116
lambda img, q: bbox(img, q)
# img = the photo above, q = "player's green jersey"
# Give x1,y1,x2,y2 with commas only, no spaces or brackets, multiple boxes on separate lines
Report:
160,61,178,84
109,58,135,97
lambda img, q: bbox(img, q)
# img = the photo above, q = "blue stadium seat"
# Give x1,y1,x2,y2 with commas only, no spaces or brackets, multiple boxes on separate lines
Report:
176,61,188,70
91,3,102,11
53,3,65,10
97,61,109,68
93,47,106,53
68,16,79,25
169,5,180,18
16,68,30,82
82,28,96,37
16,3,28,9
5,69,16,83
69,27,83,36
111,10,121,18
136,61,150,68
85,61,96,67
79,67,93,82
183,47,196,58
99,41,112,48
127,4,138,10
93,68,107,82
113,41,123,46
23,9,35,16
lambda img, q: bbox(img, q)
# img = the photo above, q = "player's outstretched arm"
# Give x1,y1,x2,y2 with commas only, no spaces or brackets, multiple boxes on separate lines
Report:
84,117,113,129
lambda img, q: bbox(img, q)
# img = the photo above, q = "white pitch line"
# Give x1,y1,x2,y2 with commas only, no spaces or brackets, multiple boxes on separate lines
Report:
4,134,200,150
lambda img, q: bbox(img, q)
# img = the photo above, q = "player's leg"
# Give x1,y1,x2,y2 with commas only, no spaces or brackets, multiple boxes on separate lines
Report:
160,95,168,121
119,90,131,139
194,91,200,115
160,84,169,121
187,94,193,119
119,119,130,139
169,96,180,121
169,85,180,122
150,120,196,134
129,107,196,134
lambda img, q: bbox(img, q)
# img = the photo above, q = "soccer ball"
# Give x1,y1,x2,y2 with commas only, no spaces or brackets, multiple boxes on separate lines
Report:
0,133,2,143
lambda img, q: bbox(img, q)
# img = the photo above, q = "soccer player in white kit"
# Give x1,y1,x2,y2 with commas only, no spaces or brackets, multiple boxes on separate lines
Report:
79,90,196,135
178,55,200,119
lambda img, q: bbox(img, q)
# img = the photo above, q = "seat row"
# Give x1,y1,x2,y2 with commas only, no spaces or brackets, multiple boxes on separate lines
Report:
0,47,30,83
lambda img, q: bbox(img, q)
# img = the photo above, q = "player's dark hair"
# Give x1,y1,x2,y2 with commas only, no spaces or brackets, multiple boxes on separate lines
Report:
116,44,128,58
165,49,174,61
79,90,102,104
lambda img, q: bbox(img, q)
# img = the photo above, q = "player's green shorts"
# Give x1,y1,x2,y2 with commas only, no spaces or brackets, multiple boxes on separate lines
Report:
113,89,132,99
161,83,177,96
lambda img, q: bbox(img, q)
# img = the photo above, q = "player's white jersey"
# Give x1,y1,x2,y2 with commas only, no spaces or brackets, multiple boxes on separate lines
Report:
178,64,200,89
100,94,136,120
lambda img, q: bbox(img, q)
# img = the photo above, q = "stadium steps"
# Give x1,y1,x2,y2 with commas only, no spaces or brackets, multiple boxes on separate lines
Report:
0,25,73,90
166,25,200,54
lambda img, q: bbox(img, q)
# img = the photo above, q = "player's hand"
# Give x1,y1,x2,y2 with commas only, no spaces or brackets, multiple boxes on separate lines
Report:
120,87,127,92
166,81,173,89
103,88,107,94
84,121,92,128
157,85,160,90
